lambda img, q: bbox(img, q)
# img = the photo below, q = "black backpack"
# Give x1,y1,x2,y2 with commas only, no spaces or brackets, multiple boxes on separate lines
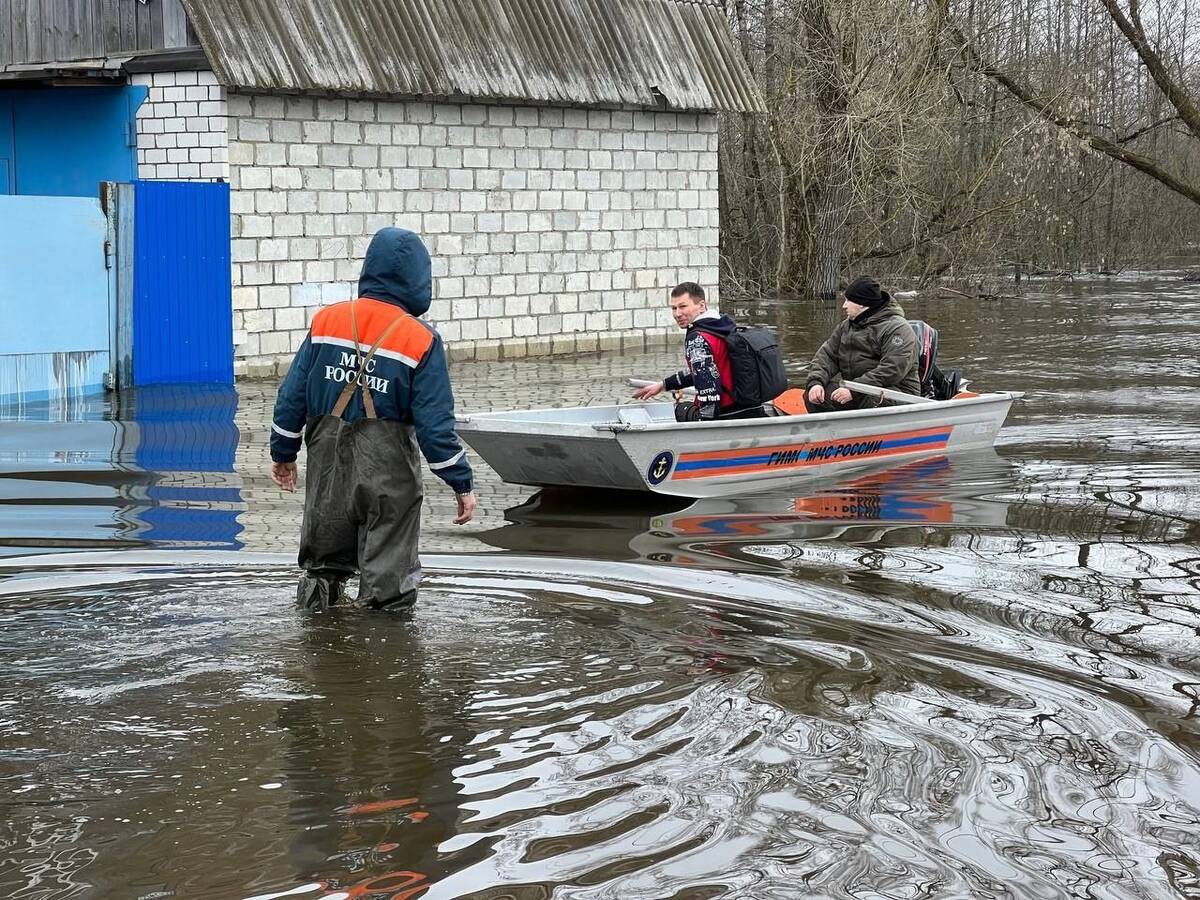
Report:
724,326,789,406
909,320,962,400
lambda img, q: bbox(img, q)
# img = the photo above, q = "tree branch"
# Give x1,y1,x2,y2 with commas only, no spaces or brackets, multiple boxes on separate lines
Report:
1115,115,1179,144
937,2,1200,207
1095,0,1200,142
851,199,1024,262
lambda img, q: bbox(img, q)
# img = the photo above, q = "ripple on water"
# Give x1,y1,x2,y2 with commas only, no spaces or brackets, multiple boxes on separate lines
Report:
0,554,1197,899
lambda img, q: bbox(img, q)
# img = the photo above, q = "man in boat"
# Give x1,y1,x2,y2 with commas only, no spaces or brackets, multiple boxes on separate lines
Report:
269,227,476,613
804,276,920,413
631,282,771,421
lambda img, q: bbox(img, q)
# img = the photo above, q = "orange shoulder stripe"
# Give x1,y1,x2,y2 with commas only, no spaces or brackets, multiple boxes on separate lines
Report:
311,298,435,367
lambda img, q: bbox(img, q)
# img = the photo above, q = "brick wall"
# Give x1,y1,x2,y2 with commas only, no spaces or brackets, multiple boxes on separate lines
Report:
131,71,228,181
225,93,720,375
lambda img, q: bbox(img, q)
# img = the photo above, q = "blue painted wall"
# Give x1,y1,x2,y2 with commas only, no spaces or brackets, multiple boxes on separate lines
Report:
0,194,112,405
0,86,146,197
133,181,233,385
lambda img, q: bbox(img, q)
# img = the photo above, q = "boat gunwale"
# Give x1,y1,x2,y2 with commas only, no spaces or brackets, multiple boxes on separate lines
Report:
455,391,1023,435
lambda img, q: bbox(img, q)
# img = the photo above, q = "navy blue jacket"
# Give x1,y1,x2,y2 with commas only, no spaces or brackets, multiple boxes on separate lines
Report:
270,228,474,494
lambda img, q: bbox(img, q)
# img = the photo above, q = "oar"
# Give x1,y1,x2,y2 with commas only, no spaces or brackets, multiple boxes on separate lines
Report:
841,380,936,405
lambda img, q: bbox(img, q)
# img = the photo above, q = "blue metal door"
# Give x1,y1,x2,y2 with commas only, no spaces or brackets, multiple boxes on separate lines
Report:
133,181,233,385
1,86,146,197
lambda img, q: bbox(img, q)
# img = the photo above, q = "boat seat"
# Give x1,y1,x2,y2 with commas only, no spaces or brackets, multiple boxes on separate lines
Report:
618,407,654,425
771,388,809,416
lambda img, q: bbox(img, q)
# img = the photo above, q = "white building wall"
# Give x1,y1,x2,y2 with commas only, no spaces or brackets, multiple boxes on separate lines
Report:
131,71,229,181
224,93,721,375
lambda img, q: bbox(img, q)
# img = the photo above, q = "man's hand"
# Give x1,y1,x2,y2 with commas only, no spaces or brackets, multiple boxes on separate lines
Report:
831,386,853,405
632,381,665,400
270,461,298,491
454,491,477,525
807,384,825,405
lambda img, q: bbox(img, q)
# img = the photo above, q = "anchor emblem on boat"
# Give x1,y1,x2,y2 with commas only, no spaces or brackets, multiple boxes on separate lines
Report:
647,450,674,485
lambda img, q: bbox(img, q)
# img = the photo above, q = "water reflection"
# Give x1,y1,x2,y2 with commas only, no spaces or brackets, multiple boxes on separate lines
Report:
275,616,474,898
482,452,1015,572
0,384,243,554
2,554,1197,898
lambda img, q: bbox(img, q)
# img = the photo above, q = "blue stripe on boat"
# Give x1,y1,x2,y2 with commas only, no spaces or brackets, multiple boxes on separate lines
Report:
674,430,951,473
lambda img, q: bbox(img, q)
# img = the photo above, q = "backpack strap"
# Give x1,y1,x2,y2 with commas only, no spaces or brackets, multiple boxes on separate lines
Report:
689,320,736,401
330,300,406,420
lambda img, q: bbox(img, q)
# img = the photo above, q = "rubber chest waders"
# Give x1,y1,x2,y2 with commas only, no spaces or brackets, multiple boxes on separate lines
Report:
297,300,425,611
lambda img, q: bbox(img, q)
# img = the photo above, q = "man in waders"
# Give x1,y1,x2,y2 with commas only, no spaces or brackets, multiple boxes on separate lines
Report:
269,228,476,613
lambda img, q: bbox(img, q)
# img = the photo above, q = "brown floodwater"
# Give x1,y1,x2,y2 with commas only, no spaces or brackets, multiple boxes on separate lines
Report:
1,274,1198,899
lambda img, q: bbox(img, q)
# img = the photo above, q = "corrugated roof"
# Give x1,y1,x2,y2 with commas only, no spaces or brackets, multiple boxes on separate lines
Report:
179,0,764,113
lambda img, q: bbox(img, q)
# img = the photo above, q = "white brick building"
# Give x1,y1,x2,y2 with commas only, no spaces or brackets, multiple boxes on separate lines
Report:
134,70,228,182
220,95,722,374
128,0,762,376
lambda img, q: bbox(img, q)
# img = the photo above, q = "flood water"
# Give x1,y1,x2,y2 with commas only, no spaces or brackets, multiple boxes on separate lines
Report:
2,275,1199,899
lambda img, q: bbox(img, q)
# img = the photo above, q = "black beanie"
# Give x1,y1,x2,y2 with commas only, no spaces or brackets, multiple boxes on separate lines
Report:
844,276,891,308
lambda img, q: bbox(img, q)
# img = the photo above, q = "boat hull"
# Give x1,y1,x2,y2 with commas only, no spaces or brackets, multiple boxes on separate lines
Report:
457,429,648,492
619,395,1015,497
456,393,1019,498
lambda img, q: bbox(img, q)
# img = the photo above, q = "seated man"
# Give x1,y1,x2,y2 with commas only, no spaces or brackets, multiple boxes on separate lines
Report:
632,282,770,421
805,276,919,413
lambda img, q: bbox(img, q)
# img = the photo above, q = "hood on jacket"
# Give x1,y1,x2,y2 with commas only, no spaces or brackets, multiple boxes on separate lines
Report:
358,228,432,316
689,313,737,337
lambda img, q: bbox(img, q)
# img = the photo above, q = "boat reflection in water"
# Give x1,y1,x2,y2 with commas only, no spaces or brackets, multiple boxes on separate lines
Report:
480,450,1013,572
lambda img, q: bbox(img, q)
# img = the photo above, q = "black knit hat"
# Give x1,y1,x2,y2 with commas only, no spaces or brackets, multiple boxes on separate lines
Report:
844,276,891,308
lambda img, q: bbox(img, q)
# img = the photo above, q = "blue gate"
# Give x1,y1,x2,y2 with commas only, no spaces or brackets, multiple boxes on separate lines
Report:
133,181,233,385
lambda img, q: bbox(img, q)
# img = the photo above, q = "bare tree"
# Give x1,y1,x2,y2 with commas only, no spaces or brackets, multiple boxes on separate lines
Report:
938,0,1200,205
724,0,960,295
718,0,1200,296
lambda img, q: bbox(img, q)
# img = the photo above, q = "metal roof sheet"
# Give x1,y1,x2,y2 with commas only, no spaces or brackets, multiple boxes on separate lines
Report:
179,0,764,113
0,47,209,84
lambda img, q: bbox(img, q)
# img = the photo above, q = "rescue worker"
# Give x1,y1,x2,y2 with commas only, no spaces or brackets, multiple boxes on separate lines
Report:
631,282,768,421
269,227,476,613
804,276,919,413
